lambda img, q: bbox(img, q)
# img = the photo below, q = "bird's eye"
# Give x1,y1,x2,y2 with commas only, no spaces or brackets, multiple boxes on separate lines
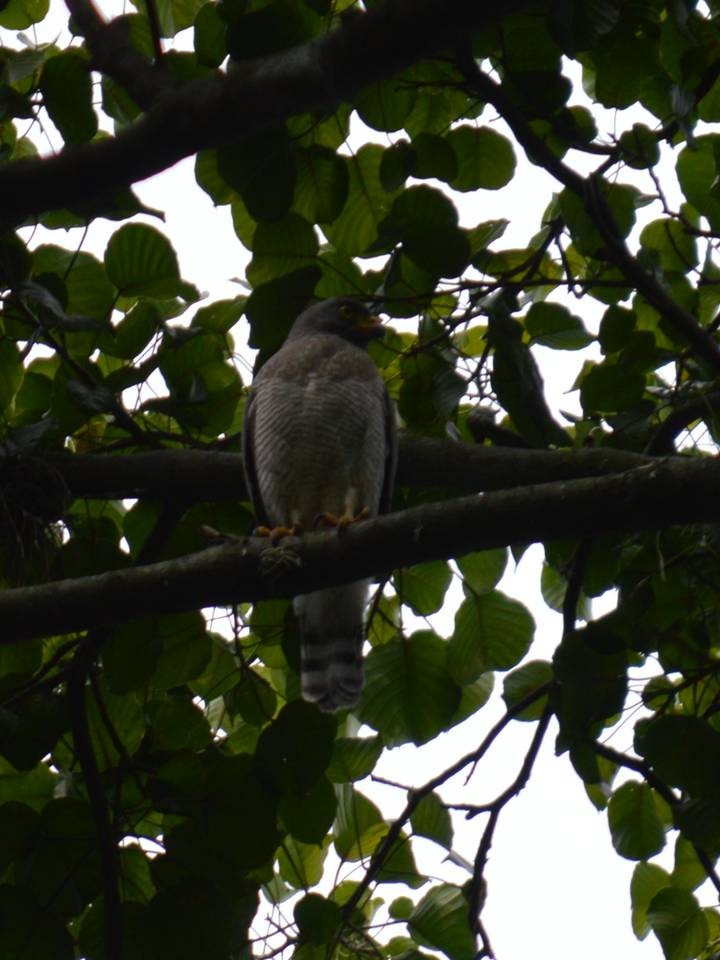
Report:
339,304,354,320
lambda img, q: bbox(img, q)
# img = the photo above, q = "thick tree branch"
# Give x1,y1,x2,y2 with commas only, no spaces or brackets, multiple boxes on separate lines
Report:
41,438,655,503
0,0,532,224
3,456,720,643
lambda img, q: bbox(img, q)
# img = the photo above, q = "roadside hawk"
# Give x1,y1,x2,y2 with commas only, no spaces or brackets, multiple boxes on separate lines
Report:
242,297,397,712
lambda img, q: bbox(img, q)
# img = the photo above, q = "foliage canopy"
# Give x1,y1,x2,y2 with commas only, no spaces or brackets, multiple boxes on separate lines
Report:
0,1,719,959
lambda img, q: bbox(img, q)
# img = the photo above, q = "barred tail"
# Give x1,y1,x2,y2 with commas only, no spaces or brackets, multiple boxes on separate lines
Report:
294,581,368,712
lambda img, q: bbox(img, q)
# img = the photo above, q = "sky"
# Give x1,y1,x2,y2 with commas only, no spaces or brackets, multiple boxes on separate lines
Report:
8,1,707,957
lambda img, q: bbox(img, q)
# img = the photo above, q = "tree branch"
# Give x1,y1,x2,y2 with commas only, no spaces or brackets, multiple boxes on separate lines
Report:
0,0,532,224
338,683,552,932
40,438,656,504
3,457,720,642
468,706,552,954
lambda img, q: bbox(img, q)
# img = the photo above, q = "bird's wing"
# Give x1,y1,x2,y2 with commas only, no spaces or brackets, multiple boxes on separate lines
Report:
241,387,271,528
379,383,398,515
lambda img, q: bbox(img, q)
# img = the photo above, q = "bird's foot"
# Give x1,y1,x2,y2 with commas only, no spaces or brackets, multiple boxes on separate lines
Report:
254,523,302,544
313,506,370,534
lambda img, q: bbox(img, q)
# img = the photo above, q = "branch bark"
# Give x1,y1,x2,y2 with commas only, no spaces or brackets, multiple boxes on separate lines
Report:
3,456,720,643
0,0,532,224
42,438,654,503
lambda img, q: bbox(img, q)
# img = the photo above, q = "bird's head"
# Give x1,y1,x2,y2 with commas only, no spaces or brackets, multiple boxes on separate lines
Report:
289,297,385,347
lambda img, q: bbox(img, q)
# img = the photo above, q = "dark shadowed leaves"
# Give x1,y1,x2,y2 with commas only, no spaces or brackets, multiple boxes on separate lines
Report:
607,781,666,861
40,51,96,144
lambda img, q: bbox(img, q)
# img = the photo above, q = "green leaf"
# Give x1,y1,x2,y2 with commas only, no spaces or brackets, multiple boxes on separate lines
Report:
278,836,328,889
647,887,709,960
256,700,335,793
671,837,707,893
356,73,417,132
502,660,552,720
358,631,461,747
145,879,258,960
192,296,245,333
67,683,144,772
635,715,720,797
640,218,698,274
457,549,507,594
34,246,116,320
559,183,638,256
0,0,48,30
195,149,234,205
378,830,424,887
194,1,227,66
324,144,391,255
79,900,153,960
333,783,386,861
599,304,636,353
0,338,23,413
451,672,494,726
448,591,534,684
525,301,593,350
580,363,645,414
411,132,458,182
278,775,337,845
386,185,469,278
293,146,349,224
410,791,453,849
607,781,666,860
631,862,671,939
395,560,452,616
105,223,182,297
217,128,296,222
149,698,212,752
245,265,321,352
0,885,74,959
152,613,212,688
540,562,590,619
327,736,383,783
103,617,162,693
294,893,341,946
409,884,475,960
446,125,516,191
677,135,720,231
247,213,318,286
40,51,97,144
618,122,659,169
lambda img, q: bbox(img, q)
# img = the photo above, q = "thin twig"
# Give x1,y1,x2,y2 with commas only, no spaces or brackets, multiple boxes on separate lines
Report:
467,707,552,947
337,683,552,932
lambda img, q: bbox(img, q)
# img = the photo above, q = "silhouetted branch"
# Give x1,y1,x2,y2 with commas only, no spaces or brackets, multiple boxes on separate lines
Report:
38,438,656,504
468,706,552,956
2,457,720,643
338,683,552,939
1,0,532,224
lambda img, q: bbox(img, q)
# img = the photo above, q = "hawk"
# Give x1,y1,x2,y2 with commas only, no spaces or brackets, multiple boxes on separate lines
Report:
243,297,397,712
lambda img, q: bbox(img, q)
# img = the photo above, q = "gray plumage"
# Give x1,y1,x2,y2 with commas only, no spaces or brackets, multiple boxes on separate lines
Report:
243,297,397,712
